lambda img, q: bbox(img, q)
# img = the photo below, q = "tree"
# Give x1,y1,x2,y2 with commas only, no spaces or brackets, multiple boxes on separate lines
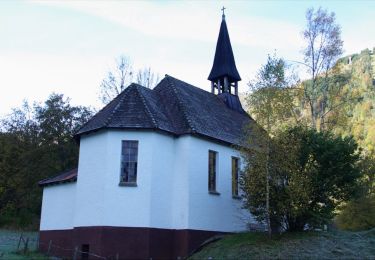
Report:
241,126,362,232
335,196,375,231
247,54,299,132
302,7,344,130
335,154,375,231
0,94,93,227
99,56,160,104
245,54,298,235
136,67,160,89
99,56,134,105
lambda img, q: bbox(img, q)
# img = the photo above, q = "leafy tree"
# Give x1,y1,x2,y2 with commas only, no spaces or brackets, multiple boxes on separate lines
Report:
245,54,298,235
99,56,160,104
301,7,344,130
247,54,299,133
335,154,375,231
0,94,93,228
241,126,362,232
335,196,375,231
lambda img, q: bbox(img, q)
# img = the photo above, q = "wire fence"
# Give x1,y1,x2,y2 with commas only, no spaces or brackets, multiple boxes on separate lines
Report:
38,240,120,260
0,230,123,260
0,231,38,258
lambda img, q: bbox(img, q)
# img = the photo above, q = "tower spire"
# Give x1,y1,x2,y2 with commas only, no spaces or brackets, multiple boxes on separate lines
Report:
208,8,241,96
221,6,226,19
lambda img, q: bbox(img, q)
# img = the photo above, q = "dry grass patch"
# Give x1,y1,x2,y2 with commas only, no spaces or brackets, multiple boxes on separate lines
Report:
190,229,375,259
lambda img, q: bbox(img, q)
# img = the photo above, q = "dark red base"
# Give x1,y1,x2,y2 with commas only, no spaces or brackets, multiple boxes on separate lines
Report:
39,226,225,259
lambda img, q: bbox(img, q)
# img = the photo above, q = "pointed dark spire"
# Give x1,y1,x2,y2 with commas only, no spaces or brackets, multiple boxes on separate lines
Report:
221,6,226,19
208,9,241,96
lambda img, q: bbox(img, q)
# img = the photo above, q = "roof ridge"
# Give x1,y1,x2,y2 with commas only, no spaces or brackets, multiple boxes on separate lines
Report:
134,85,158,128
74,90,125,135
165,74,218,97
74,86,134,135
166,76,196,132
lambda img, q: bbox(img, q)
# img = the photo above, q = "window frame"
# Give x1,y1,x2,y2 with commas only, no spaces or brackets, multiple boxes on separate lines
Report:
119,140,139,187
208,150,220,195
231,156,241,199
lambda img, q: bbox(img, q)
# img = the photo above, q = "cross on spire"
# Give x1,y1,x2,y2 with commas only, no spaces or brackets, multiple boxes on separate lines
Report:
221,6,226,19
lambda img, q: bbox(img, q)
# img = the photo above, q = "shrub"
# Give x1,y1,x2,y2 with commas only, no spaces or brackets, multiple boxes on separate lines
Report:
241,126,363,232
336,196,375,231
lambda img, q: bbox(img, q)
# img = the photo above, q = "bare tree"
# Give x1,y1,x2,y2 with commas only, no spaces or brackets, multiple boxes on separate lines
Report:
99,56,160,105
136,67,160,89
302,7,343,130
99,56,134,105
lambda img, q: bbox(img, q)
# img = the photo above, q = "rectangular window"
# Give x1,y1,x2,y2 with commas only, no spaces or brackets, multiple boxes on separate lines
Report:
208,150,217,192
232,157,239,197
120,140,138,185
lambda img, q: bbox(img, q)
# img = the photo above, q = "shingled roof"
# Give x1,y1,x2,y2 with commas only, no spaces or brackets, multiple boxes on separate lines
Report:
39,168,77,187
76,75,255,146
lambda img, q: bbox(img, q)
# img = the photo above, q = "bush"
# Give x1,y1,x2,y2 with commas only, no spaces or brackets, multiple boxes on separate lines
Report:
241,126,363,232
336,196,375,231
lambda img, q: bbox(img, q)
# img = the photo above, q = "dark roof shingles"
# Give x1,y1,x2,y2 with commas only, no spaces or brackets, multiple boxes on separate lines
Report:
76,75,255,146
38,168,77,186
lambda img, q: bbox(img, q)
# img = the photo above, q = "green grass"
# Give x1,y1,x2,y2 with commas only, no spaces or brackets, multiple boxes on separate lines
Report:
190,229,375,259
0,229,47,259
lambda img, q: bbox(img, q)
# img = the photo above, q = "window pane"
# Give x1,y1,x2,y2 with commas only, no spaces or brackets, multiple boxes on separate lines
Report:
120,141,139,184
208,151,217,192
232,157,239,196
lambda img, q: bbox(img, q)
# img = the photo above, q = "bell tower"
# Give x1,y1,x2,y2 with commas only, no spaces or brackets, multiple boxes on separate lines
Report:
208,7,241,96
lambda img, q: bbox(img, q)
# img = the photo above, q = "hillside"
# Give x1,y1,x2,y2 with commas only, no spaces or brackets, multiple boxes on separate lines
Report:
243,48,375,154
190,229,375,259
333,48,375,154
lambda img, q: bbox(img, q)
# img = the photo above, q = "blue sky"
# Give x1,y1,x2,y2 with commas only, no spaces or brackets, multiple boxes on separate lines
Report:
0,0,374,115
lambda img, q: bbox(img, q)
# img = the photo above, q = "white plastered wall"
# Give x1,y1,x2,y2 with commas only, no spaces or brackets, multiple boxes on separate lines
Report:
185,136,250,232
41,130,251,233
40,183,76,230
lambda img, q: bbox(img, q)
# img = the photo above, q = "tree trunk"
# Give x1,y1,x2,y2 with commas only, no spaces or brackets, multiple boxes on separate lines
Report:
265,120,272,237
266,156,271,236
287,216,306,232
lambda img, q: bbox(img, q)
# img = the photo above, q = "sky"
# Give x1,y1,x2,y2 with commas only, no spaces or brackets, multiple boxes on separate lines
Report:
0,0,374,116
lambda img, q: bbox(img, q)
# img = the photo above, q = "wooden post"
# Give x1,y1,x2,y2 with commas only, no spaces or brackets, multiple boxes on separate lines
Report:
23,238,29,254
234,81,238,96
211,81,215,94
217,79,221,94
17,234,23,250
73,246,78,260
47,240,52,256
116,253,119,260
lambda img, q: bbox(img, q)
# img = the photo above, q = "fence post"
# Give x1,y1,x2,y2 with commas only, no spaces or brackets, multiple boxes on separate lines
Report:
47,240,52,256
116,253,119,260
73,246,78,260
17,234,23,250
23,238,29,254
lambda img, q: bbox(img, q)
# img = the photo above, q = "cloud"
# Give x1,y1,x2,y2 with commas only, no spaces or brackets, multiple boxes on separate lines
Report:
31,1,303,51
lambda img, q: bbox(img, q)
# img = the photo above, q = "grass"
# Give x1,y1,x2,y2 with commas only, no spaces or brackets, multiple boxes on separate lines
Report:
0,229,47,259
190,229,375,259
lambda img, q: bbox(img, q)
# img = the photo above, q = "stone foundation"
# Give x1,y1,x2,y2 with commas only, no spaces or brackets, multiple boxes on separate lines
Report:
39,226,225,259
